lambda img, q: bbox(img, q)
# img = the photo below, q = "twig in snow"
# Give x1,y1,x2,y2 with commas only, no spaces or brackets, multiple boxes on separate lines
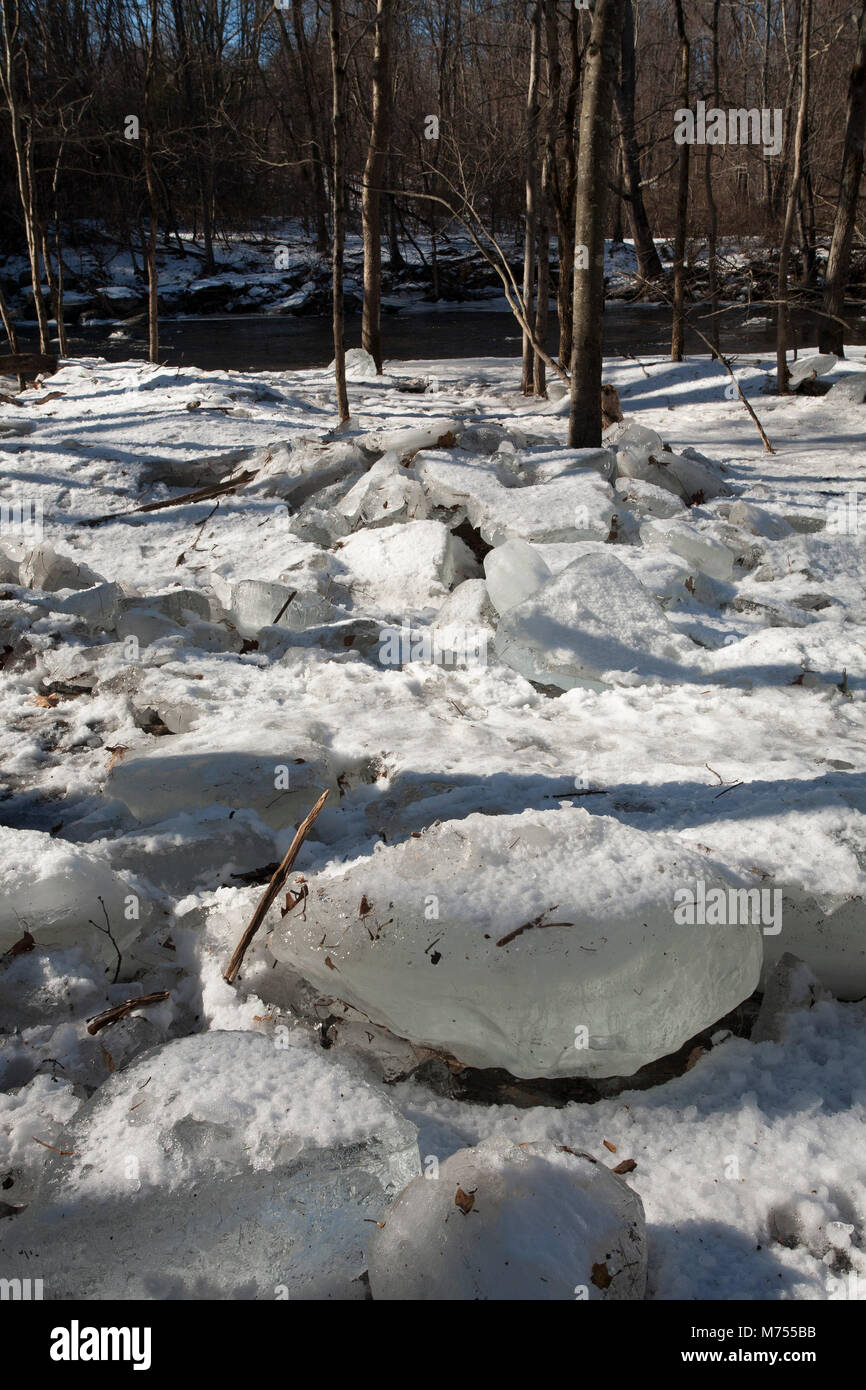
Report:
86,991,170,1035
224,789,330,983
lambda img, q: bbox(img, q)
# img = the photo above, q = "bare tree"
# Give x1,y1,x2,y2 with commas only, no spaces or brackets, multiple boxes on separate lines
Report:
569,0,626,449
361,0,393,374
776,0,812,393
615,0,662,283
330,0,349,422
819,0,866,356
522,0,542,395
671,0,690,362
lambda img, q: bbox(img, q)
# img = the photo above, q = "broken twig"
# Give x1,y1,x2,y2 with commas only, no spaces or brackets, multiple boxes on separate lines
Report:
86,991,170,1035
224,789,330,983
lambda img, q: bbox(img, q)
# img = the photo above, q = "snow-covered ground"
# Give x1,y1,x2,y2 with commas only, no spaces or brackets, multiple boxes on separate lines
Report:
1,344,865,1300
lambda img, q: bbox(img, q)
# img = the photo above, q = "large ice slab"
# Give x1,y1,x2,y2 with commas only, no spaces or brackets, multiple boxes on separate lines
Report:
337,453,430,528
483,539,553,615
335,519,478,615
493,550,697,689
418,450,618,544
106,723,335,830
367,1136,646,1300
269,808,762,1078
0,1032,420,1299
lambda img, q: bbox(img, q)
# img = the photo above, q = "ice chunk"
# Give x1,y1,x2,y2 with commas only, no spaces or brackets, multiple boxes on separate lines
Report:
336,519,478,615
20,543,104,592
483,539,552,615
787,353,837,389
229,579,340,639
0,545,20,584
0,827,147,963
0,1033,420,1299
256,439,364,503
419,450,618,544
826,372,866,403
358,418,460,457
662,450,732,503
102,806,277,893
333,346,379,379
641,518,736,582
49,582,124,630
606,422,730,503
337,453,430,528
434,577,496,634
493,550,695,689
524,445,616,484
615,476,686,519
269,808,762,1078
105,723,335,830
367,1136,646,1300
727,500,793,539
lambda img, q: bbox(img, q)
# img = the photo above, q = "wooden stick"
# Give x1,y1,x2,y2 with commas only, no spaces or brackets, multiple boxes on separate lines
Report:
83,469,259,527
224,789,330,984
86,991,169,1035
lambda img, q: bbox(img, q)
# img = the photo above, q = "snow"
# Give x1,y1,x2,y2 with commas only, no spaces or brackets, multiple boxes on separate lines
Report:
2,341,866,1299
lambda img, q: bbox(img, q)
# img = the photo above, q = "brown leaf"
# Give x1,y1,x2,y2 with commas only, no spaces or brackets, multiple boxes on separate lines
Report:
359,895,373,918
454,1186,476,1215
684,1045,705,1072
30,693,61,708
591,1261,612,1289
3,931,35,960
603,1139,617,1154
612,1158,637,1175
324,955,336,971
435,431,457,448
105,745,129,771
100,1045,115,1073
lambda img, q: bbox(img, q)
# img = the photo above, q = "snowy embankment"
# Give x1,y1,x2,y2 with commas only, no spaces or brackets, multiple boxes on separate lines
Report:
1,346,865,1299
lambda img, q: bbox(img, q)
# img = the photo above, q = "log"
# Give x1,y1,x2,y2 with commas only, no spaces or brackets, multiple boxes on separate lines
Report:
0,352,59,379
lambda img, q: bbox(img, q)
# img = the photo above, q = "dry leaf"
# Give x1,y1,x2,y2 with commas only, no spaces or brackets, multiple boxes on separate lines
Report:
105,745,129,771
30,693,60,708
603,1139,617,1154
612,1158,637,1175
100,1045,115,1073
684,1045,705,1072
591,1261,612,1289
359,895,373,918
455,1186,476,1215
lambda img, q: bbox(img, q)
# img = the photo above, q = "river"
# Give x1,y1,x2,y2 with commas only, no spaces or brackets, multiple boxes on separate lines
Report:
65,301,865,374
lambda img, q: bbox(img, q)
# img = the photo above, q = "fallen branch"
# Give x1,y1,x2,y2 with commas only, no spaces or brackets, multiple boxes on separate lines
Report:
224,788,330,983
83,469,259,528
85,991,169,1035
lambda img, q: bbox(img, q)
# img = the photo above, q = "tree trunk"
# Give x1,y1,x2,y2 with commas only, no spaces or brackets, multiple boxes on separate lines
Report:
671,0,690,362
615,0,663,284
777,0,812,393
361,0,392,374
819,0,866,355
568,0,626,448
289,0,330,256
143,0,160,364
554,2,580,368
330,0,349,422
522,1,542,394
704,0,720,355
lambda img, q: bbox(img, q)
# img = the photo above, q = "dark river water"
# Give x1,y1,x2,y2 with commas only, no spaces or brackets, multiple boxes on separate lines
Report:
66,302,865,374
